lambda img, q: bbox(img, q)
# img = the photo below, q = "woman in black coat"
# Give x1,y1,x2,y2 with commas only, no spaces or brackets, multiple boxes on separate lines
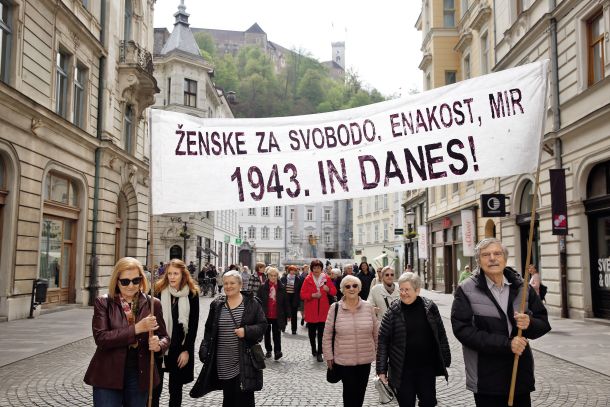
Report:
191,270,267,407
152,259,200,407
258,267,290,359
376,272,450,407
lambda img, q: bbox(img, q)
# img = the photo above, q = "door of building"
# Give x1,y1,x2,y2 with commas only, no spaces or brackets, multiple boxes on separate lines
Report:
589,213,610,318
444,245,453,294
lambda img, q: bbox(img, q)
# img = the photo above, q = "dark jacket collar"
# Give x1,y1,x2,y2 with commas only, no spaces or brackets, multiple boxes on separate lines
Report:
474,266,523,289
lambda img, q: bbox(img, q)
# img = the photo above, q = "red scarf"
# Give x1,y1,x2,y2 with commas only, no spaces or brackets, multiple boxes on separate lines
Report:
267,281,277,319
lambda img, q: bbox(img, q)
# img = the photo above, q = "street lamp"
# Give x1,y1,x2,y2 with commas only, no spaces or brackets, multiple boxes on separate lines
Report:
405,210,416,269
180,222,190,262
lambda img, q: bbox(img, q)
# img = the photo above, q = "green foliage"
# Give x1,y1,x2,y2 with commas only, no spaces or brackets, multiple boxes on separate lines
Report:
194,32,216,58
206,42,386,118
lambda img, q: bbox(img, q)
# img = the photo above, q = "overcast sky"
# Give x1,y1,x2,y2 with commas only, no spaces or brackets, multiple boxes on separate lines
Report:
153,0,423,97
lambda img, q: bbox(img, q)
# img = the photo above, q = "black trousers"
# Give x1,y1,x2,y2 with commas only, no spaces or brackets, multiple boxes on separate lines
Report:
152,367,183,407
220,376,255,407
474,392,531,407
338,363,371,407
287,293,298,333
307,322,325,354
396,365,437,407
264,318,282,353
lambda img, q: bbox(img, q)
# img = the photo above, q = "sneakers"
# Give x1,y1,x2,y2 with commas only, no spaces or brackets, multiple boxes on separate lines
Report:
316,353,323,362
265,351,272,358
274,352,283,360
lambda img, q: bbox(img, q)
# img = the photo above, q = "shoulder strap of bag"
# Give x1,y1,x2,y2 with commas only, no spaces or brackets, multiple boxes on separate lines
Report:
331,302,339,355
225,300,240,329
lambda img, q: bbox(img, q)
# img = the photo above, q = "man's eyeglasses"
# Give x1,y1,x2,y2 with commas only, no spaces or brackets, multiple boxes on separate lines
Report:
119,277,142,287
344,284,359,290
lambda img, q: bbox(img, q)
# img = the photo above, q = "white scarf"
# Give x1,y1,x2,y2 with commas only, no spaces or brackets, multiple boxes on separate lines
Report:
312,273,326,293
161,285,190,352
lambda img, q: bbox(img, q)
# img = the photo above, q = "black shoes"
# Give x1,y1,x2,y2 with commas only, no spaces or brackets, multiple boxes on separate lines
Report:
265,351,272,358
274,352,283,360
292,331,297,335
316,353,323,362
311,349,317,357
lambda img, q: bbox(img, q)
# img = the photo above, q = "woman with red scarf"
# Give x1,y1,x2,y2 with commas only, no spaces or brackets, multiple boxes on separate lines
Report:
300,259,337,362
257,267,290,360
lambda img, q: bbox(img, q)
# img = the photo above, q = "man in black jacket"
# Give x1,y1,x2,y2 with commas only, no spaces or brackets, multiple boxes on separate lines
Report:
451,238,551,407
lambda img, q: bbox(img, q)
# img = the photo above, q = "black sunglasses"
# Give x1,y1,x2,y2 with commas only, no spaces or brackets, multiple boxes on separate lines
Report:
385,273,394,277
119,277,142,287
344,284,359,289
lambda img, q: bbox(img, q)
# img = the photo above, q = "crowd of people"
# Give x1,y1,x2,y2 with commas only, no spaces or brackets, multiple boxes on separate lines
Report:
85,237,550,407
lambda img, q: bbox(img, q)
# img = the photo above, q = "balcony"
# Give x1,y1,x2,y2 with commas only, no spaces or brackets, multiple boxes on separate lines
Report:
471,1,491,31
454,29,473,53
118,40,159,118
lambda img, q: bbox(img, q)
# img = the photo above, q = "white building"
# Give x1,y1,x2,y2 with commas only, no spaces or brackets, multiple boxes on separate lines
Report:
238,206,287,267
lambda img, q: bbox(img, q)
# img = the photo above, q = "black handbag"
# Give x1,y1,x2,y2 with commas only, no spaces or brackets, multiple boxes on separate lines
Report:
226,301,266,370
326,302,341,383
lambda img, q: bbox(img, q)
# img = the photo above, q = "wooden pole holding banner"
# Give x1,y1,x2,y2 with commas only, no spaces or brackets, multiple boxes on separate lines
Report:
147,114,156,407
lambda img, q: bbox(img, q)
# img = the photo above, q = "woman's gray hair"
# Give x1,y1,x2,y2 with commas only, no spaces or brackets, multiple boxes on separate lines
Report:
223,269,243,286
398,272,421,290
340,275,361,293
474,238,508,273
331,268,341,277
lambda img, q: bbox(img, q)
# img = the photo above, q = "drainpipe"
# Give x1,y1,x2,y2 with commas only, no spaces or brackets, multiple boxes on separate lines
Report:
89,0,106,305
549,8,568,318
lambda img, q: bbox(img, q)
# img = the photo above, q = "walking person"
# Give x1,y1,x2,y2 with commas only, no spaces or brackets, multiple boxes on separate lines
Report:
367,265,400,321
247,262,267,294
152,259,200,407
377,272,451,407
206,265,217,296
356,261,375,300
191,270,267,406
528,264,547,302
216,266,224,295
323,275,379,407
298,264,309,326
458,265,472,284
451,238,551,407
300,259,337,362
280,265,300,334
84,257,170,406
257,267,290,360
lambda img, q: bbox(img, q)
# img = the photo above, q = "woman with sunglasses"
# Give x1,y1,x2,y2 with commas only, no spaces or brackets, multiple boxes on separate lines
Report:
367,265,400,321
85,257,170,406
376,272,451,407
322,275,378,407
152,259,200,407
300,259,337,362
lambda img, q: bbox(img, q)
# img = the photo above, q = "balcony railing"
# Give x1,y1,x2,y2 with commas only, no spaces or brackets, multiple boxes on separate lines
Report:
119,40,154,76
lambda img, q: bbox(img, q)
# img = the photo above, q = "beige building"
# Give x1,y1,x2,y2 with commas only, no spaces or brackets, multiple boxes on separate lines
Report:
0,0,157,320
417,0,497,293
353,193,405,274
151,1,236,272
492,0,610,320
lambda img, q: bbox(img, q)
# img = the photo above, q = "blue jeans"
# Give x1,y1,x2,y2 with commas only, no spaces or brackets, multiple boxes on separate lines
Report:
93,367,148,407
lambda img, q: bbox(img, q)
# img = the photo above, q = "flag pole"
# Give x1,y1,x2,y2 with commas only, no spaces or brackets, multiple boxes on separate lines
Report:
147,112,156,407
508,63,549,406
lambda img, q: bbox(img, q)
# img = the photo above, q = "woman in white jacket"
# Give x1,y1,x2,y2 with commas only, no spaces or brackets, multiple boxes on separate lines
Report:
367,266,400,321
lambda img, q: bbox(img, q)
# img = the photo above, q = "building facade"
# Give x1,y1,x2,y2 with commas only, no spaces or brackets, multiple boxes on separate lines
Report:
151,1,236,273
493,0,610,320
352,194,404,273
0,0,157,320
238,205,286,267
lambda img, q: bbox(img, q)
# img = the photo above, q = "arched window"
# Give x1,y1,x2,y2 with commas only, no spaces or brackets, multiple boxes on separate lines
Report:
123,0,133,41
124,104,134,154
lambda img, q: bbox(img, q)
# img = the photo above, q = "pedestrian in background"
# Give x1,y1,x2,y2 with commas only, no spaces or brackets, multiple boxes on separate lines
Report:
528,264,547,302
377,272,451,407
280,265,300,334
300,259,337,362
323,275,378,407
367,265,400,321
247,262,267,294
298,264,309,326
206,265,217,295
343,264,354,276
152,259,200,407
191,270,267,406
356,262,375,301
241,266,251,290
458,265,472,284
187,261,196,276
216,266,224,295
258,267,289,360
331,268,343,301
84,257,170,406
452,238,550,407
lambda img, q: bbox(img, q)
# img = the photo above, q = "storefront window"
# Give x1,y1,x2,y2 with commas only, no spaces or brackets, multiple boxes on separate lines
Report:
39,218,68,289
434,246,444,286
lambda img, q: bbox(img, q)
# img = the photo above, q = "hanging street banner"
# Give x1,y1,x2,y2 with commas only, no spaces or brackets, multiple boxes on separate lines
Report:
151,60,548,214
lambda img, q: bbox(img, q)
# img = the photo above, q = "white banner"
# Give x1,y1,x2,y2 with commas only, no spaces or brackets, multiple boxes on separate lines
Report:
151,61,548,214
461,209,476,256
417,226,428,260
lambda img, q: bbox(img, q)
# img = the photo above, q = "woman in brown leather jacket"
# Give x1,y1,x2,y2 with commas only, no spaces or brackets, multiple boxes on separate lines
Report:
84,257,170,406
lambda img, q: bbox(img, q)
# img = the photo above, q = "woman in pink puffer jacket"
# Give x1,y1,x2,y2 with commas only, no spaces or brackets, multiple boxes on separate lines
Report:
322,275,379,407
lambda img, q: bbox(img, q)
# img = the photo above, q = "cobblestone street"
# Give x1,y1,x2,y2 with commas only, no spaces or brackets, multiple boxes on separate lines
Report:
0,297,609,406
